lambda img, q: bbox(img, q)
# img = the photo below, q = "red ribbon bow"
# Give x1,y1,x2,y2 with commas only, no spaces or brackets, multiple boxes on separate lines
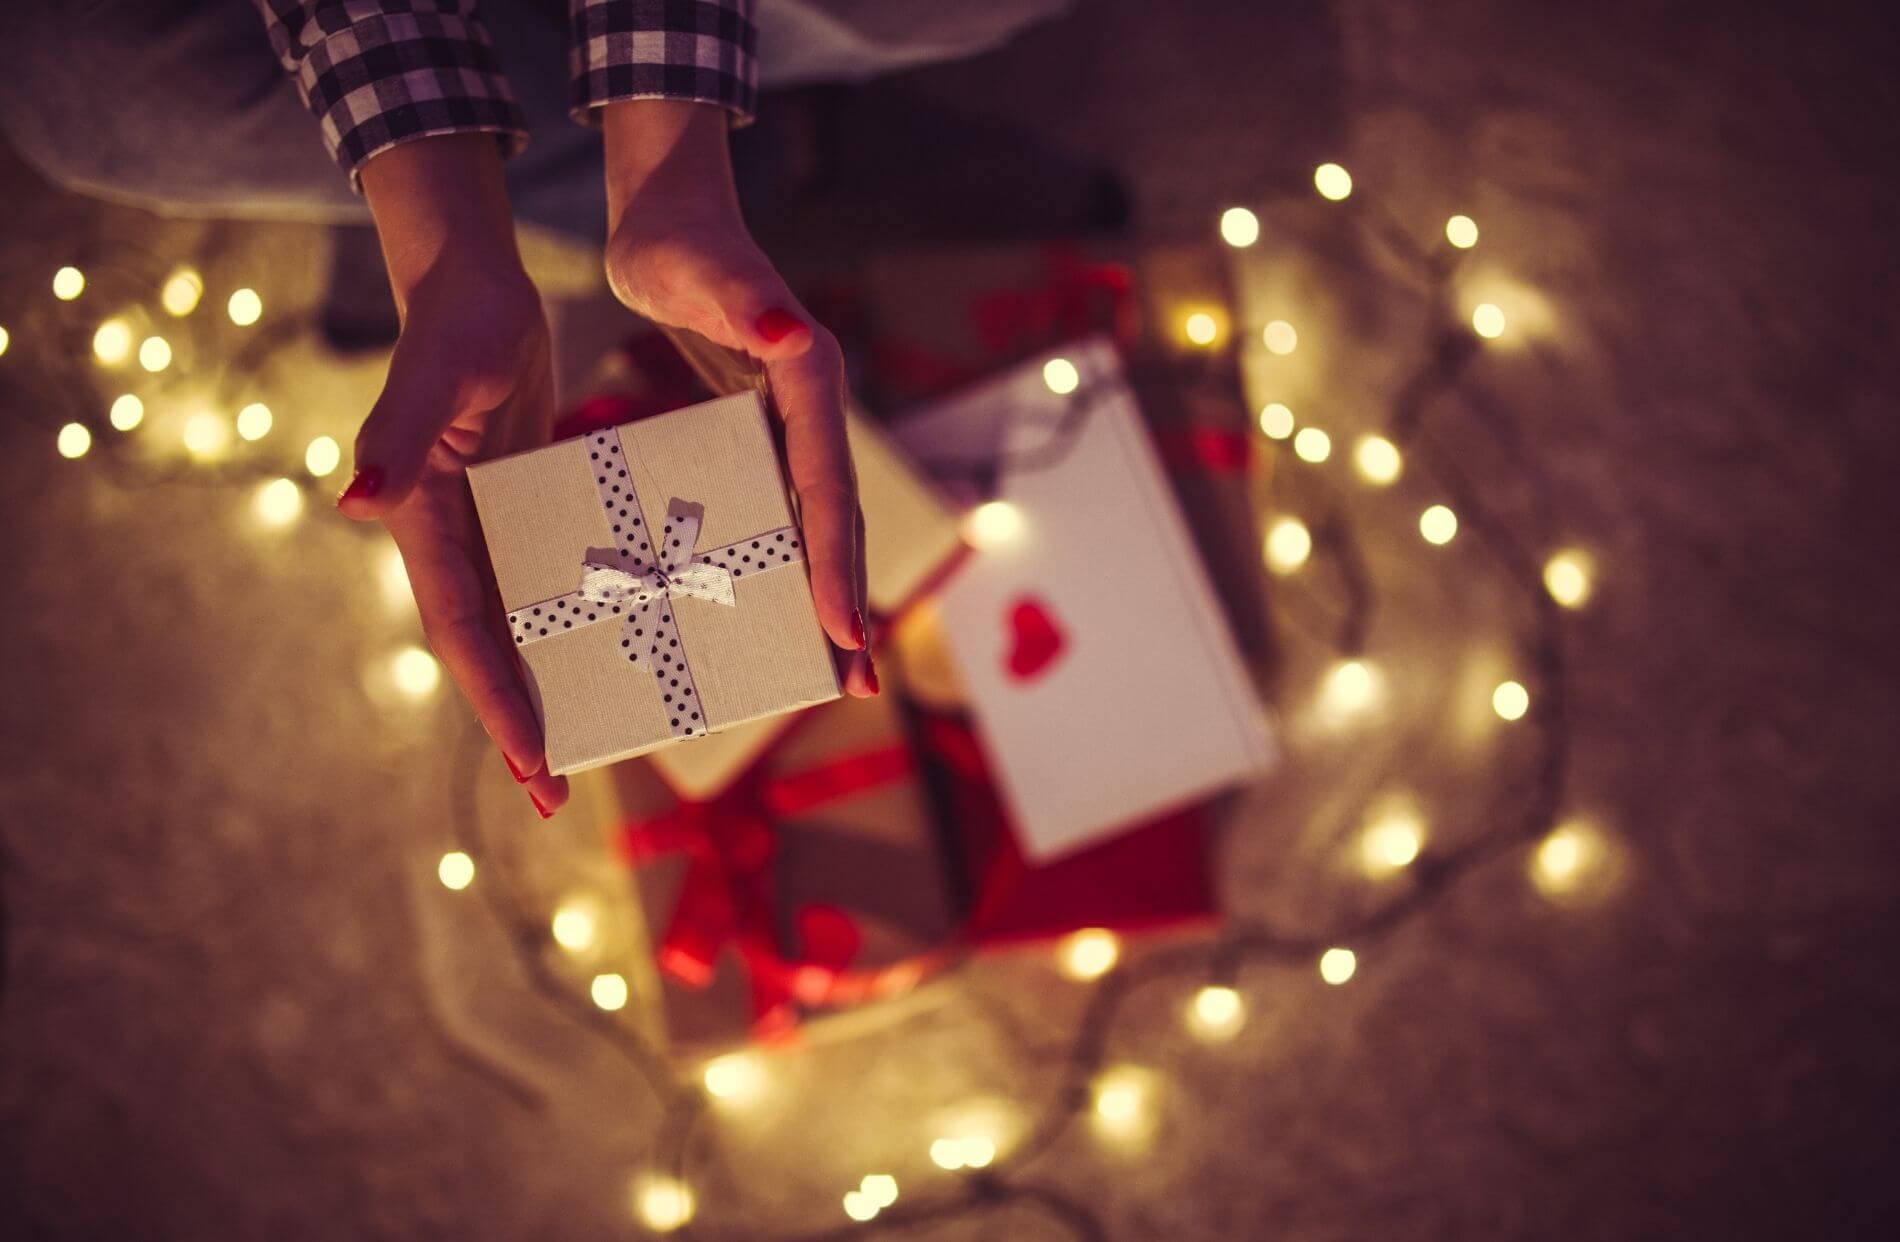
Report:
616,743,926,1039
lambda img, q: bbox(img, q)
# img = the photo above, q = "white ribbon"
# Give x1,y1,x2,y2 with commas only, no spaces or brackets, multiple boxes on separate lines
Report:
506,426,808,740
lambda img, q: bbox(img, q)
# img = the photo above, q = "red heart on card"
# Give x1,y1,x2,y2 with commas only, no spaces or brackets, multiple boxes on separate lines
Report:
1003,595,1067,682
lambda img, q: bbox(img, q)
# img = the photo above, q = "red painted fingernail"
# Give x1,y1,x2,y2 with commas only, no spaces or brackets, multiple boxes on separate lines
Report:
529,790,554,819
755,308,806,343
338,465,384,504
851,608,867,649
504,753,531,784
864,654,880,696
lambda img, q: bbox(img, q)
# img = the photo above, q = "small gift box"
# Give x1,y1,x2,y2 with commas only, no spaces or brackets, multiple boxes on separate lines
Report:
888,338,1276,861
468,392,839,775
602,692,961,1050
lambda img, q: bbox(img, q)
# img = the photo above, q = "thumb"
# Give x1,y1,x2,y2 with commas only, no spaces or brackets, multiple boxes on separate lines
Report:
336,330,464,520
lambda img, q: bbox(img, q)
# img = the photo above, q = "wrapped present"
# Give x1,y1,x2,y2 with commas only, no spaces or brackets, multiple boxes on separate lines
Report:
469,392,839,774
888,338,1276,861
602,692,961,1050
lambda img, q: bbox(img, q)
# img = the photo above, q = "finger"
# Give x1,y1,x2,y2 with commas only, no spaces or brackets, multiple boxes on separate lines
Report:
707,262,814,361
338,329,471,522
766,328,865,652
390,517,568,815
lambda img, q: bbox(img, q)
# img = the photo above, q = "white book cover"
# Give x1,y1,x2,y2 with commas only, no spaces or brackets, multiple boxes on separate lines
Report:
891,338,1276,861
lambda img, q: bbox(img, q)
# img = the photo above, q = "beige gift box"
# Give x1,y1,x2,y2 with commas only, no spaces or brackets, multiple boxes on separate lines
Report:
468,392,840,775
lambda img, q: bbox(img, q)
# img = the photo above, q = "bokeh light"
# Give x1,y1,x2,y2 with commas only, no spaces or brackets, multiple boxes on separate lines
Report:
1293,426,1332,463
1360,797,1426,875
1492,679,1531,721
1445,215,1480,249
1219,206,1260,247
550,894,599,954
1183,311,1220,347
964,499,1023,549
1042,356,1080,394
1313,163,1353,201
182,411,231,461
1058,927,1120,980
304,435,342,478
702,1051,766,1104
1264,516,1313,574
1318,947,1357,985
1186,984,1245,1041
1262,319,1298,355
92,318,133,365
1090,1065,1158,1146
1258,402,1295,439
437,851,475,891
235,402,273,442
1543,548,1595,608
389,645,441,699
1419,504,1459,545
160,268,204,316
1317,658,1384,725
1353,434,1403,485
57,423,92,460
52,266,85,300
109,394,144,432
1472,303,1506,339
138,336,172,372
252,478,304,529
227,287,263,326
591,973,630,1011
632,1174,695,1232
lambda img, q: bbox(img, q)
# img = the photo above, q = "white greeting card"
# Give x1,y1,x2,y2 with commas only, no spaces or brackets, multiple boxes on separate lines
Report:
891,339,1275,861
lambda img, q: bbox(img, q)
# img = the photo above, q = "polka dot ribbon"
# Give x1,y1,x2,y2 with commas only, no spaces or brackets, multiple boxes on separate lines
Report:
507,428,806,740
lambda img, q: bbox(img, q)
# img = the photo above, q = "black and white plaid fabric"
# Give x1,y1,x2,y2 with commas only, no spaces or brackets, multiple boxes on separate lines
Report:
253,0,758,190
568,0,757,125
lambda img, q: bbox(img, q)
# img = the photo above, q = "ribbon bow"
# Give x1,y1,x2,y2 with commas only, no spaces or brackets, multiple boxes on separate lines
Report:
507,426,807,740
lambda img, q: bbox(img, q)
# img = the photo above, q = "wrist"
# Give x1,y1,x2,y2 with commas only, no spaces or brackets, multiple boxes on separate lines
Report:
601,100,742,238
360,134,528,313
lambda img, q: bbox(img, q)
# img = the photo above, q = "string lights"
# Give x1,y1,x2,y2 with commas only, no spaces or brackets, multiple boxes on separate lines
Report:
16,151,1605,1241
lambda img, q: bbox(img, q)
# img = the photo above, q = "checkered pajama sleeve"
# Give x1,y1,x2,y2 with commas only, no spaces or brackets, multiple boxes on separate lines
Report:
252,1,529,190
568,0,759,125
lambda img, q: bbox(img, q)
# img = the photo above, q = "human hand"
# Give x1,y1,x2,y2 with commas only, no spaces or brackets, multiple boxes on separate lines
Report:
601,100,875,696
339,137,569,816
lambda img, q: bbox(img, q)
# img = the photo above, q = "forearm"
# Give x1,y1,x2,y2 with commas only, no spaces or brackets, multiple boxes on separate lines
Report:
359,135,528,316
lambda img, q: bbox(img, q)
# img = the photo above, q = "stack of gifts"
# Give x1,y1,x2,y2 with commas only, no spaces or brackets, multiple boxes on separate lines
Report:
472,239,1280,1052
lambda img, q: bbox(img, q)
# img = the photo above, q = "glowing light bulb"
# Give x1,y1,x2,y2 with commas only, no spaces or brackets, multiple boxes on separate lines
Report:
1262,320,1298,355
1187,985,1245,1041
92,318,133,365
633,1175,695,1232
1264,517,1312,574
253,478,304,529
1313,163,1353,201
160,268,204,317
860,1175,898,1209
702,1051,766,1103
304,435,341,478
57,423,92,460
1445,215,1479,249
138,336,172,372
842,1191,878,1222
591,973,630,1011
1472,303,1506,339
550,894,599,953
53,266,85,300
1293,426,1332,464
1183,311,1220,346
1090,1065,1157,1144
1219,206,1260,247
1317,658,1383,724
227,287,263,326
1353,434,1402,485
1258,402,1295,439
0,325,10,355
1042,356,1080,394
1530,820,1617,902
931,1134,998,1170
1360,801,1425,875
1318,947,1357,985
182,411,231,461
1543,549,1594,608
1492,679,1530,721
389,645,440,699
437,851,475,891
235,402,273,441
109,394,144,432
964,499,1023,549
1058,927,1119,980
1419,504,1458,545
